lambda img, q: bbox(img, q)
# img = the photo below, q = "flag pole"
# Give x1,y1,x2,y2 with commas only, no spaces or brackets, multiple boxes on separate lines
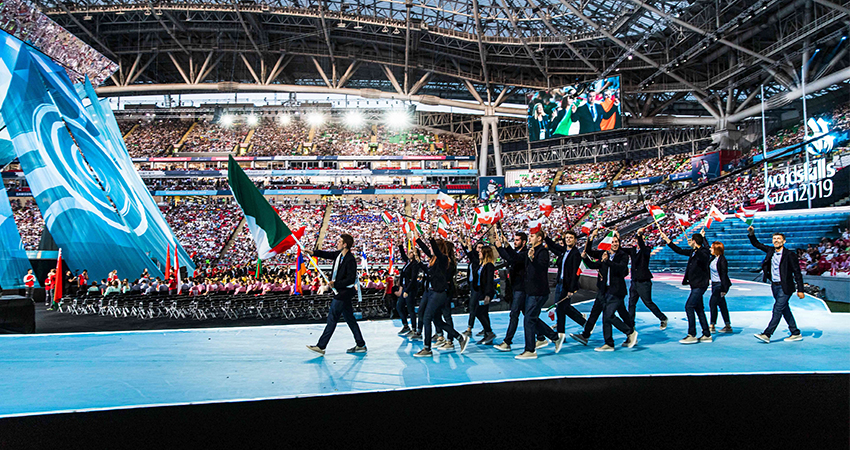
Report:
290,233,337,295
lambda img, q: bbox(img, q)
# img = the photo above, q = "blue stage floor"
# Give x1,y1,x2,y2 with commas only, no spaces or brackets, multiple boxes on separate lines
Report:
1,274,848,418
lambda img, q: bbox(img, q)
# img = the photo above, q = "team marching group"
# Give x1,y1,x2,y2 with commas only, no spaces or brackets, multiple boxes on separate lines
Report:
305,222,806,357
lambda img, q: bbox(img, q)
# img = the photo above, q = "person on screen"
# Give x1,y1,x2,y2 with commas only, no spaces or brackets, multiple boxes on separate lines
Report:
528,103,550,141
572,95,600,135
552,91,581,137
599,89,621,131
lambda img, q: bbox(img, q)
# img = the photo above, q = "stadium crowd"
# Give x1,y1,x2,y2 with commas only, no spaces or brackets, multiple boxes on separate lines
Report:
181,120,248,153
11,200,43,250
123,120,191,158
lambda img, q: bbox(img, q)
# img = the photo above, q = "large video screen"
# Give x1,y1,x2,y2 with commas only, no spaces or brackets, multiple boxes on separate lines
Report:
526,76,622,142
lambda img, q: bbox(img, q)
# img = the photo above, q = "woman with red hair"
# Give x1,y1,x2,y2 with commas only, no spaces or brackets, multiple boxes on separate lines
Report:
709,241,733,334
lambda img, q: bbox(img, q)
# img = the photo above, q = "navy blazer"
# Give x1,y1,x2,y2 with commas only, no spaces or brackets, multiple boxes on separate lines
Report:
668,243,711,289
475,262,496,299
312,249,357,298
710,254,732,293
583,249,630,298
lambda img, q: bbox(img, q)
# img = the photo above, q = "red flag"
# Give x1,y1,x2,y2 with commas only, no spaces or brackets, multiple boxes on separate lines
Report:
54,248,63,303
165,245,171,279
529,219,542,235
539,199,553,217
175,247,182,294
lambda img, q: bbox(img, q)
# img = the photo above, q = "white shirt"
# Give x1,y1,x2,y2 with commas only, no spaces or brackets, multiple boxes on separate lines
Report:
710,258,720,283
771,251,782,283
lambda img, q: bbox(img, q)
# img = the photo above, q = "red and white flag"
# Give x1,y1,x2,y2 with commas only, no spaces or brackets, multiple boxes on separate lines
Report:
440,213,451,226
436,192,456,211
528,219,542,235
436,216,449,238
580,221,594,235
674,213,692,228
417,203,427,221
539,198,553,217
704,205,726,229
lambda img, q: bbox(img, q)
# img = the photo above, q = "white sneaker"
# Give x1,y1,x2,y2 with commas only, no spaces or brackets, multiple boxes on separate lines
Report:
679,335,699,344
784,334,803,342
626,330,638,348
698,335,712,343
554,333,565,354
535,339,549,349
753,333,770,344
515,351,537,360
494,342,512,352
594,344,615,352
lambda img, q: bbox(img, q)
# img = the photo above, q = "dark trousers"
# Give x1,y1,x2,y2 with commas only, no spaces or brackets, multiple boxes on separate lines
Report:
467,290,479,328
25,287,33,299
580,291,606,338
685,286,710,337
524,295,558,352
628,280,667,321
554,282,587,333
45,289,53,306
417,290,430,333
503,290,526,345
423,291,460,348
317,295,366,349
435,295,455,337
396,292,417,330
765,284,800,338
708,282,730,326
602,293,632,347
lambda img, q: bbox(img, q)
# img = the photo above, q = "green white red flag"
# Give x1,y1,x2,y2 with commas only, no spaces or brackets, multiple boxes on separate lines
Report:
597,231,615,251
228,155,305,259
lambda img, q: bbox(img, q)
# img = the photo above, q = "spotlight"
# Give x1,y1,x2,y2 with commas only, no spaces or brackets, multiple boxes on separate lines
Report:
220,114,234,126
627,54,633,60
344,111,365,128
279,115,292,125
307,113,325,127
386,111,410,128
246,115,259,126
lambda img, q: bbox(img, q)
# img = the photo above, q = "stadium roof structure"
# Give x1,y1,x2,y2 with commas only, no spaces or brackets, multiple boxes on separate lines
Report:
37,0,850,124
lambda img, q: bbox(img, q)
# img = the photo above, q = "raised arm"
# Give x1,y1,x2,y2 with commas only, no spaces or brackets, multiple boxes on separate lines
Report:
544,236,566,256
398,244,409,263
416,238,432,258
666,241,692,257
747,226,771,253
311,249,340,261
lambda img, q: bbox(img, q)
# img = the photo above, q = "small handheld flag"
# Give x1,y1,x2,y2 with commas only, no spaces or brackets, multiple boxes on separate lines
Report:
436,192,456,211
674,213,692,228
382,211,394,225
705,205,726,229
539,199,554,217
580,221,594,235
597,231,615,251
528,219,542,235
649,205,666,221
735,206,755,226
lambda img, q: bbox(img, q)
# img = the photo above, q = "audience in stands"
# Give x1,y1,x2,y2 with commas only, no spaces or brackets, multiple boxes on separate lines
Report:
123,119,191,157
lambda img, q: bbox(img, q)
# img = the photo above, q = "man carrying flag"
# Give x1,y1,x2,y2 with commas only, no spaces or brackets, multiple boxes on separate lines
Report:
544,230,588,342
304,233,367,355
622,228,668,330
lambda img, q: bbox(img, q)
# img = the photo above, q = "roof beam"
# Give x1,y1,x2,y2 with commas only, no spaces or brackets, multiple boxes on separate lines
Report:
382,65,404,95
554,0,708,98
408,71,432,96
463,80,485,105
471,0,492,89
167,53,191,84
311,57,333,88
148,3,190,55
54,2,119,59
498,0,548,78
625,0,777,65
526,0,599,75
317,0,336,65
336,60,361,89
233,0,262,57
812,0,850,16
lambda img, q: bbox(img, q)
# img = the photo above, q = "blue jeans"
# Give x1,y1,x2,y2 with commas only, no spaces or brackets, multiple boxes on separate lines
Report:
685,286,710,337
317,297,366,349
524,295,557,352
602,293,632,347
554,282,587,333
628,280,667,321
765,284,800,337
423,291,460,348
417,290,431,333
502,290,526,345
708,282,730,326
396,292,417,330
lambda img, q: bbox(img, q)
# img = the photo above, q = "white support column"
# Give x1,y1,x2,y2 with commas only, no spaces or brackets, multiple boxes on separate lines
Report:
487,116,503,176
478,119,490,176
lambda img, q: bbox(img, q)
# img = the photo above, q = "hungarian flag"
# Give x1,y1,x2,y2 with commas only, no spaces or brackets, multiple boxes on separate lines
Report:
576,260,587,276
436,192,456,211
437,216,449,238
228,155,305,259
440,213,451,225
735,206,755,226
597,231,615,251
463,216,472,230
475,205,501,225
539,198,554,217
382,211,394,225
704,205,726,229
417,204,427,221
674,213,692,228
649,205,666,221
528,219,542,235
580,221,594,235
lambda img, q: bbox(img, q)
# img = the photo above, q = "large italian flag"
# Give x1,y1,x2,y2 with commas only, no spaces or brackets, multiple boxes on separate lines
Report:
228,156,304,259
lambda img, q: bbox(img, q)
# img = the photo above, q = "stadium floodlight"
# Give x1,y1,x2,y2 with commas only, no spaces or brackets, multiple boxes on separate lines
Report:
246,115,259,126
279,115,292,125
220,114,234,126
307,113,325,127
344,111,365,128
386,111,411,128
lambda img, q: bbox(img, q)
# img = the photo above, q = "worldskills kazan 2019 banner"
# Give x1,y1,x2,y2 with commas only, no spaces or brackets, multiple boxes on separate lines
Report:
0,30,191,279
527,75,622,142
